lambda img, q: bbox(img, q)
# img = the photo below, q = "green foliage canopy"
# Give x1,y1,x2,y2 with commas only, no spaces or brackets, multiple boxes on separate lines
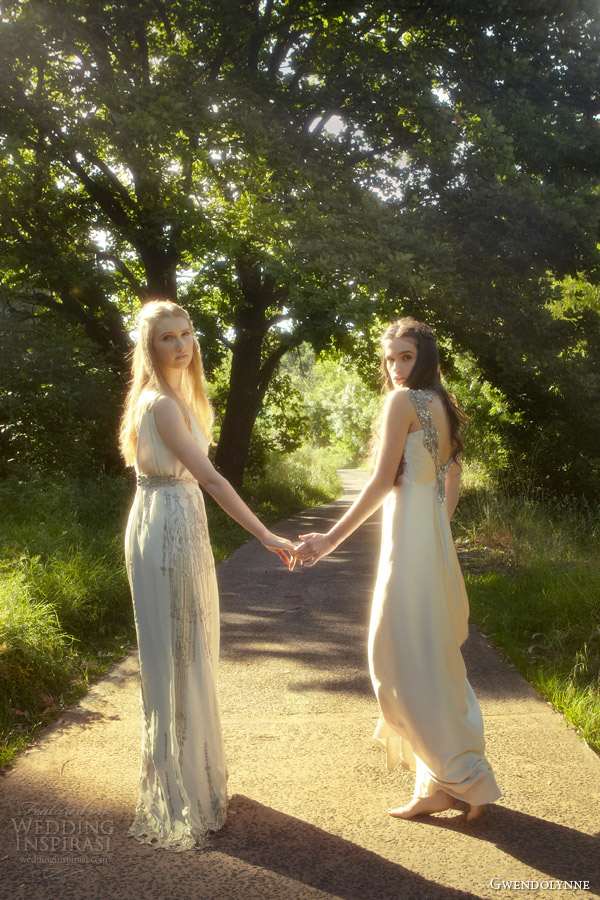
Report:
1,1,600,490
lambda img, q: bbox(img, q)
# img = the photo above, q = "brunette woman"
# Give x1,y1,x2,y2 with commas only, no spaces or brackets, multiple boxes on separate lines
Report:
295,318,501,820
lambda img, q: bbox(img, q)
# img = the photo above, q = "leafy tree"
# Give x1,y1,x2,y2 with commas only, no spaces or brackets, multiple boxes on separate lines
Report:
1,0,600,489
280,345,380,460
207,351,310,474
0,296,122,477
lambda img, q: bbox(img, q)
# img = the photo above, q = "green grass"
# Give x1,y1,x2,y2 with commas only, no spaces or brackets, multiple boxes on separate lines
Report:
0,447,344,767
453,478,600,754
0,473,134,766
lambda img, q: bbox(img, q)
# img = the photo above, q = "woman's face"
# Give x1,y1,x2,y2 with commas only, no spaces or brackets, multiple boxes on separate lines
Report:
384,336,418,389
152,315,194,373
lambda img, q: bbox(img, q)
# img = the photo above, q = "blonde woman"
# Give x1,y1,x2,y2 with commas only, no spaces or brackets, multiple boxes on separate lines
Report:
120,300,294,851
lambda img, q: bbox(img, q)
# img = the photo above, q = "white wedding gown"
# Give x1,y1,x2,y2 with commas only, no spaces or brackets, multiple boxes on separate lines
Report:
124,390,227,850
369,389,501,806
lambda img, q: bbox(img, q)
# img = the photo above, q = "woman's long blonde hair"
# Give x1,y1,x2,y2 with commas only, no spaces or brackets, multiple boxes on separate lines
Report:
119,300,214,466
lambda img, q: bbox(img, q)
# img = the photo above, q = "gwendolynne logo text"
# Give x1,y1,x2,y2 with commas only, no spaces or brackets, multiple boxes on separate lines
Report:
490,879,590,891
11,801,113,853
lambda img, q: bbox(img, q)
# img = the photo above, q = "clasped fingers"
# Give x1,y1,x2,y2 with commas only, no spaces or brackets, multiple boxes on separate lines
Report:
294,532,332,567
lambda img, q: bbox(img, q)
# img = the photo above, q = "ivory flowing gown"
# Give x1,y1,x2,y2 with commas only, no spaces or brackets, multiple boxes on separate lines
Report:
124,391,227,850
368,389,501,806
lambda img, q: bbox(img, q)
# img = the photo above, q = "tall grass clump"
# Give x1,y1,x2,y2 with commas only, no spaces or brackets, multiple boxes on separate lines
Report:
0,568,78,761
247,444,346,514
0,473,134,766
453,476,600,753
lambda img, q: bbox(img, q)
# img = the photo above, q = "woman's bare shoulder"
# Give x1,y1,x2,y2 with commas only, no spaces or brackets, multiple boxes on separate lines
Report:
153,394,186,423
384,388,418,419
385,387,414,410
380,389,419,436
139,387,162,406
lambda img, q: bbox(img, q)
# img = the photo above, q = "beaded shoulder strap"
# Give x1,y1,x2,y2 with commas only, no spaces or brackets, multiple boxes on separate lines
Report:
407,389,452,503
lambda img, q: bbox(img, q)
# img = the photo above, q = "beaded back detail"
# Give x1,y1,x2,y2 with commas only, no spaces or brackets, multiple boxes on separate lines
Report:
407,389,454,503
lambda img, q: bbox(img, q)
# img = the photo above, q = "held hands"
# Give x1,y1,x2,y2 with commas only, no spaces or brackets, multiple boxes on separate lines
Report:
293,532,335,567
261,531,298,570
260,530,335,571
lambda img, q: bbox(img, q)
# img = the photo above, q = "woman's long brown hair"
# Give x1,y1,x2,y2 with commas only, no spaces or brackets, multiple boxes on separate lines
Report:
380,317,467,461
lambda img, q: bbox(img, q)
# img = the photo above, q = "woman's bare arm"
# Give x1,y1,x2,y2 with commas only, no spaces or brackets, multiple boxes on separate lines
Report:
153,397,294,563
445,458,462,520
295,390,414,566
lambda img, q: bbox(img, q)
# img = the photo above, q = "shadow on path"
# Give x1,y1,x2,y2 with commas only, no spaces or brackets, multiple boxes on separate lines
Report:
421,805,600,889
211,794,484,900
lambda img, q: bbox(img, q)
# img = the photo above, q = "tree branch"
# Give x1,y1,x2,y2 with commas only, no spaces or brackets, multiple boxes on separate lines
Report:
9,74,140,241
81,17,116,90
153,0,174,43
57,284,132,369
82,151,138,210
205,155,236,204
135,18,151,87
247,4,266,71
35,60,45,98
95,251,145,297
257,334,299,397
266,312,292,328
208,40,230,81
281,19,326,91
303,108,345,137
267,29,304,78
64,153,134,235
180,133,198,195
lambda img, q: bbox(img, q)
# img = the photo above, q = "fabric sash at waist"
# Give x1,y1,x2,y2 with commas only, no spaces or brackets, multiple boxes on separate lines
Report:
136,474,198,489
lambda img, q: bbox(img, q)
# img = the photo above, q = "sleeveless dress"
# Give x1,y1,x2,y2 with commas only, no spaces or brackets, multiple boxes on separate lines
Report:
368,389,501,806
124,390,227,850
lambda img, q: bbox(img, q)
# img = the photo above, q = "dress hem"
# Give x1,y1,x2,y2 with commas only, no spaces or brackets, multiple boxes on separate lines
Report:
374,728,501,807
128,803,227,852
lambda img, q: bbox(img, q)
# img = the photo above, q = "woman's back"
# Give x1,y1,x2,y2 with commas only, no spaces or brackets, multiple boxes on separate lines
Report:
401,389,456,502
408,390,454,467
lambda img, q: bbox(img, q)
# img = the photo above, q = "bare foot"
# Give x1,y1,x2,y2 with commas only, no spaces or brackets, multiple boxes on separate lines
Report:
466,804,486,821
388,791,453,819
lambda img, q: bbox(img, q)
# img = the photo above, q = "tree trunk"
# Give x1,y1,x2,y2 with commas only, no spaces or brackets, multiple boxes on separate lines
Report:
140,248,178,301
214,252,281,487
214,253,294,487
214,321,264,489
